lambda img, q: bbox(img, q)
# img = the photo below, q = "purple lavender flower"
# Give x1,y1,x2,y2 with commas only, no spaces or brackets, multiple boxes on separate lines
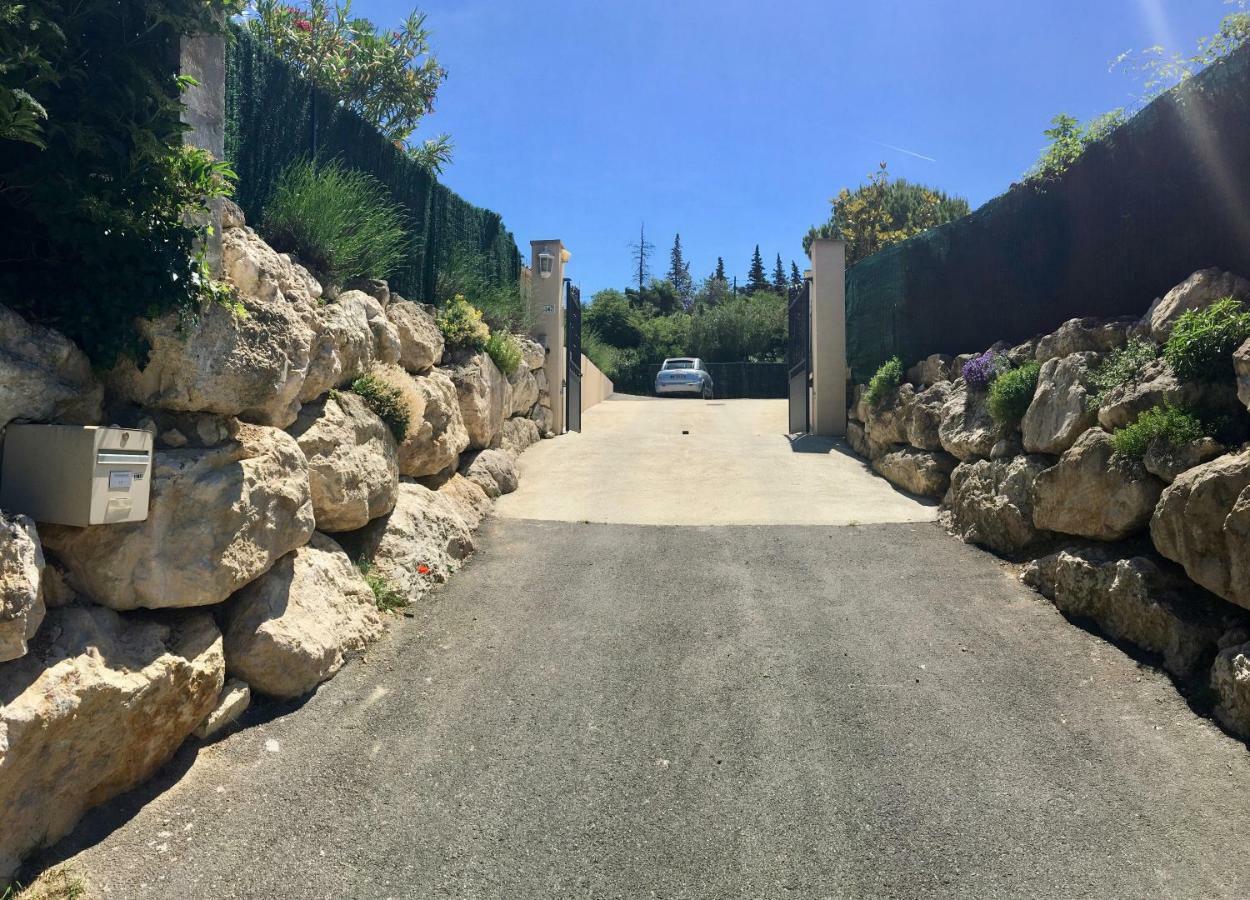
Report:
961,351,1002,391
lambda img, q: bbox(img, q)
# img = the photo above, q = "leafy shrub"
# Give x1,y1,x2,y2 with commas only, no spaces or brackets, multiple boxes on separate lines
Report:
434,243,529,332
358,562,408,612
485,331,522,377
1163,298,1250,382
436,295,490,353
0,0,239,364
350,374,410,441
961,351,1005,391
866,356,903,407
1025,110,1126,184
1110,404,1205,459
987,362,1041,426
261,158,409,289
1087,339,1159,410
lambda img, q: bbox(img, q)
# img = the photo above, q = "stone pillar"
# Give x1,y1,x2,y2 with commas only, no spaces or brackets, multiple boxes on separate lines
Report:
180,25,226,275
810,238,848,437
529,240,567,434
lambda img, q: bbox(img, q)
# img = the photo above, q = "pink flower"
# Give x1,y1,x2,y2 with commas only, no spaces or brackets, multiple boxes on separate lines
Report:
294,17,311,32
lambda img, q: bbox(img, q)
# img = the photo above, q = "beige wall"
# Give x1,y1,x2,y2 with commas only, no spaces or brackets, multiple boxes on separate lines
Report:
580,354,614,413
809,238,848,437
529,240,566,433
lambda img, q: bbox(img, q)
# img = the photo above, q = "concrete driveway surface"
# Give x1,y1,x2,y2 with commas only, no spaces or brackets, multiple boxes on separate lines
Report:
37,398,1250,898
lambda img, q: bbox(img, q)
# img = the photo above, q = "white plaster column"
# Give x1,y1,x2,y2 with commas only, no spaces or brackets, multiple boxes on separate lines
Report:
529,240,567,434
809,238,848,437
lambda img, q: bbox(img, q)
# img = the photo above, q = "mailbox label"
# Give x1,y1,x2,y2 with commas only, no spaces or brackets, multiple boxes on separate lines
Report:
109,471,133,491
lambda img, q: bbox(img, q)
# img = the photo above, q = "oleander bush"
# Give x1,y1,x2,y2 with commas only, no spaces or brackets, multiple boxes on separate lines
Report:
436,295,490,354
988,361,1041,426
485,331,522,377
349,374,410,441
261,158,410,289
1110,403,1206,459
866,356,903,407
1087,339,1160,410
1163,298,1250,382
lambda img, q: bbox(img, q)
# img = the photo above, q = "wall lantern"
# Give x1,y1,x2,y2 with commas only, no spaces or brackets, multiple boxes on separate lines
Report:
537,251,555,278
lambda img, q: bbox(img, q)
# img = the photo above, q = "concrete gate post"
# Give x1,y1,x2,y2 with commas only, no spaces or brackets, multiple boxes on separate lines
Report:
529,240,567,434
809,238,848,437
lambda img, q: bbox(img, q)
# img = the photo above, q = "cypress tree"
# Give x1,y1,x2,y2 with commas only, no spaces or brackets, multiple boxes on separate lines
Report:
746,245,768,294
667,233,693,305
714,256,727,282
772,254,787,294
790,260,802,290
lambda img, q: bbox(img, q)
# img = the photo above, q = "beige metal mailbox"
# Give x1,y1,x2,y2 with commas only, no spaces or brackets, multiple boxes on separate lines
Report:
1,425,153,526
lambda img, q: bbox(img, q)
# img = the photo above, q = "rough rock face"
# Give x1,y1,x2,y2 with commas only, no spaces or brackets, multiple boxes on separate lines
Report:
1021,352,1099,455
1145,268,1250,341
864,384,914,446
905,354,955,388
315,292,386,388
1032,428,1164,541
339,482,475,601
1022,549,1237,681
193,678,251,740
449,353,511,450
905,382,950,451
0,607,223,883
941,455,1054,556
0,305,103,432
0,513,44,663
290,392,399,533
530,404,554,437
342,289,401,368
847,420,889,462
41,425,315,610
500,416,541,456
394,369,471,478
1143,437,1225,484
437,473,493,531
871,447,956,498
849,385,868,423
223,533,383,700
1236,338,1250,411
517,337,546,372
1096,357,1240,430
108,294,315,429
1150,449,1250,610
460,449,520,499
938,380,1010,461
1212,633,1250,740
222,224,322,308
387,300,444,373
509,364,540,417
1034,318,1130,362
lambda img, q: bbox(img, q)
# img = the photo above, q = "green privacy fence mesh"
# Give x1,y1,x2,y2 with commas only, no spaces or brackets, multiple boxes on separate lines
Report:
845,42,1250,383
613,362,787,399
224,28,522,302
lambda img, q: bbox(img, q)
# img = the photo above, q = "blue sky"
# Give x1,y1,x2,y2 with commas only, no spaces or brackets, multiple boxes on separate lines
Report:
352,0,1235,298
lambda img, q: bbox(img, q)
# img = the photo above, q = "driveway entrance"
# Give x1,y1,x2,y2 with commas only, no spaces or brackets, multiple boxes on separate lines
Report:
499,397,933,526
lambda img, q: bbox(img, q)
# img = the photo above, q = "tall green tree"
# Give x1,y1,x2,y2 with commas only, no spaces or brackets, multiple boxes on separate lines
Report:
746,245,769,294
772,254,787,294
714,256,727,282
667,233,693,307
790,260,803,290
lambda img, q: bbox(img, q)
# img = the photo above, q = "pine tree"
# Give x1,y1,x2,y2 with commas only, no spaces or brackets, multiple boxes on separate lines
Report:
714,256,727,282
772,254,787,294
790,260,803,290
629,223,655,292
746,245,768,294
667,233,693,306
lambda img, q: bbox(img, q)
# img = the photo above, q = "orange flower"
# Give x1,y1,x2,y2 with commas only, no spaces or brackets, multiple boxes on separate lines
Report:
417,563,431,575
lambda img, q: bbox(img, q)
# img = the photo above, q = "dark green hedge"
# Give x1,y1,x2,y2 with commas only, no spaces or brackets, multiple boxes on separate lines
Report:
224,28,521,302
846,42,1250,381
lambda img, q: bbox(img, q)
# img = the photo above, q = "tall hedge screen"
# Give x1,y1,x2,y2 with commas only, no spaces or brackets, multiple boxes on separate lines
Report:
224,28,522,302
845,42,1250,381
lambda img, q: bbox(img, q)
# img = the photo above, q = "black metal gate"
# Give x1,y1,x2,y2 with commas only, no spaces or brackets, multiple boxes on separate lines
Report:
565,278,582,433
787,282,810,434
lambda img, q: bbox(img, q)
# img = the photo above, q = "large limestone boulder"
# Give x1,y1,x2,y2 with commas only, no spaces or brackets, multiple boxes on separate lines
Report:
1212,633,1250,740
1034,318,1131,362
437,474,492,531
1150,449,1250,610
905,354,955,388
1236,338,1250,411
338,482,475,602
108,295,315,429
223,532,383,700
941,455,1054,555
938,379,1010,461
864,383,914,446
384,368,470,478
1022,548,1238,681
847,420,889,462
517,336,546,372
905,382,949,451
459,449,519,499
41,425,315,610
871,448,956,499
1021,352,1099,455
290,392,399,533
222,224,322,308
0,305,103,432
530,404,554,437
509,363,540,417
1032,428,1164,541
1145,268,1250,341
500,416,541,456
449,353,511,450
0,607,223,883
0,513,44,663
1142,436,1225,484
387,300,444,373
1096,357,1240,431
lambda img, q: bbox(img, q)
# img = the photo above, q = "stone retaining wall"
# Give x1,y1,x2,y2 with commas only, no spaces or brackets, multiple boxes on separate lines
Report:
0,202,555,884
846,267,1250,744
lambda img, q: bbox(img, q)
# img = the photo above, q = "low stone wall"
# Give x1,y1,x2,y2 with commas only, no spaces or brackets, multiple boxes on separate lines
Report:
580,353,614,413
846,267,1250,742
0,201,556,884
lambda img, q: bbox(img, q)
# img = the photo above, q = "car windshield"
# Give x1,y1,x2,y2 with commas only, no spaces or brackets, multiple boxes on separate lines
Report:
663,359,696,370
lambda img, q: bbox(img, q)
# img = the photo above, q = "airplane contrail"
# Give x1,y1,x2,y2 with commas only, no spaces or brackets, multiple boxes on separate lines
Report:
869,140,937,163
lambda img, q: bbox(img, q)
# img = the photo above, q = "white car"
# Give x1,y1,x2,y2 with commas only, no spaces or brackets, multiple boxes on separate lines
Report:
654,358,714,399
